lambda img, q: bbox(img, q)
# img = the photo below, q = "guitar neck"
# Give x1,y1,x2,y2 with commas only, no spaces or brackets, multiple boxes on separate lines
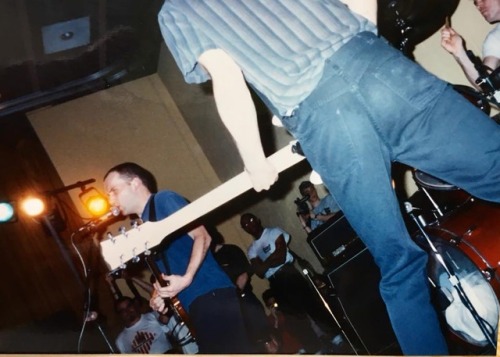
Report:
145,255,195,337
100,142,304,271
145,255,168,288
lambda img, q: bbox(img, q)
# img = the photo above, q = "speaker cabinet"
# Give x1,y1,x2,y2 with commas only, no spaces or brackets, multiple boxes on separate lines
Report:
307,211,365,268
327,248,401,355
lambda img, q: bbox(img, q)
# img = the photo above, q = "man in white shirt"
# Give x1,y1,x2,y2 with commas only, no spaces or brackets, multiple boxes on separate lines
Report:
441,0,500,89
114,296,198,354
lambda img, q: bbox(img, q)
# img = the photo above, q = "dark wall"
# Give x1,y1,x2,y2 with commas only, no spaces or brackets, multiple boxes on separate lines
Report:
0,114,116,332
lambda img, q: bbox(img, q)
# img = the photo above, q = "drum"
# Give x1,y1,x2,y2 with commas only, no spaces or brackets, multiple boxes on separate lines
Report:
414,232,499,347
413,170,457,191
426,199,500,291
412,170,471,222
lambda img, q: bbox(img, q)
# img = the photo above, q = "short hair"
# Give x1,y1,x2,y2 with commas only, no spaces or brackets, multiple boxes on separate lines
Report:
240,212,257,226
114,296,134,312
104,162,158,193
299,180,314,194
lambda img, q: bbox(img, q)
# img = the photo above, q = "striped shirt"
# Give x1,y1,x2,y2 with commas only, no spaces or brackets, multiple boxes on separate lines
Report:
158,0,377,115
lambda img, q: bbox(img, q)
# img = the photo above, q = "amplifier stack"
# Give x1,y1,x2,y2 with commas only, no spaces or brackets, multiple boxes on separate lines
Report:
307,212,400,354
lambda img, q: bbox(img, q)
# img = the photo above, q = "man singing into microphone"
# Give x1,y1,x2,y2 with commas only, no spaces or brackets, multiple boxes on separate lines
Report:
157,1,500,355
103,162,252,354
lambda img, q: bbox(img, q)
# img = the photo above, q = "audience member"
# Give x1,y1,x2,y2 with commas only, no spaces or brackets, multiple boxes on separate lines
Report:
297,181,340,233
262,289,306,354
240,212,323,353
114,296,174,354
104,162,251,354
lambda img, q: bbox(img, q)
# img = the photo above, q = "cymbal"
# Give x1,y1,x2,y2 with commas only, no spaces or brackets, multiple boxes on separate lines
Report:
378,0,460,57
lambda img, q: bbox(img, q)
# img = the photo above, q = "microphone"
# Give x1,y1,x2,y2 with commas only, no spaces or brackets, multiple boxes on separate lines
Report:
78,207,120,233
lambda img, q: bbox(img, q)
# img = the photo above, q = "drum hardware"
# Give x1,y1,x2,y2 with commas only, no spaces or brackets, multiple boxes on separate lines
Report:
404,201,497,349
433,225,498,283
412,170,473,225
466,49,500,106
421,185,444,218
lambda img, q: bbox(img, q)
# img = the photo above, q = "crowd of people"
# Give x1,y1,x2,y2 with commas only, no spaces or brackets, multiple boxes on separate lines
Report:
100,0,500,355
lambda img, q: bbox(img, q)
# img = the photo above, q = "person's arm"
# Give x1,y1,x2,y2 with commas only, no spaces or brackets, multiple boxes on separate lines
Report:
250,257,268,279
235,271,250,291
484,56,500,73
264,235,288,267
298,213,312,234
151,225,211,306
198,49,278,192
250,235,288,278
441,27,483,89
313,212,336,223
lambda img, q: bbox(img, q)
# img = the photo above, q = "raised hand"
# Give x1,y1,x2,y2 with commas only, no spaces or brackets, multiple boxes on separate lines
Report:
441,26,464,56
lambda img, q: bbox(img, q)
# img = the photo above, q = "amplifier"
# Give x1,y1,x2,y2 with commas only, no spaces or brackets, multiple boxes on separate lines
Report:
326,248,400,355
307,211,365,268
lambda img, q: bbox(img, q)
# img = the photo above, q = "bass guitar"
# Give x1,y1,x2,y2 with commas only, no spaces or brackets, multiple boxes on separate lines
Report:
100,141,305,271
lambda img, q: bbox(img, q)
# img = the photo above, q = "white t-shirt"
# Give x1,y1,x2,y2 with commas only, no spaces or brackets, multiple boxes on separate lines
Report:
483,24,500,59
247,227,293,279
115,312,172,354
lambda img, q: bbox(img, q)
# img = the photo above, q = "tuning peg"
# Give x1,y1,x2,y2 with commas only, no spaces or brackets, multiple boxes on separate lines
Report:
119,255,127,270
131,220,140,229
119,226,127,237
106,232,115,243
144,242,151,256
131,248,140,263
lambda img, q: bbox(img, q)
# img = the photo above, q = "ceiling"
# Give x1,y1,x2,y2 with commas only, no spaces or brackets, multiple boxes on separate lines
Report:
0,0,164,117
0,0,459,119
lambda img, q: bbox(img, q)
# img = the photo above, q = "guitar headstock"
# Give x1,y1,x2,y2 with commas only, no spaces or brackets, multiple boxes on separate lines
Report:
100,220,168,271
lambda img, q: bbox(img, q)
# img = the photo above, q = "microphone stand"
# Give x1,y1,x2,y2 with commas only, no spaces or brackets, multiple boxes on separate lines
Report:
72,228,116,353
404,202,496,349
466,50,500,107
301,268,359,355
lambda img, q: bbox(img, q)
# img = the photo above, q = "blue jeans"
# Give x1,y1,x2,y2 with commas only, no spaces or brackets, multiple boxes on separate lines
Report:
189,287,251,353
280,32,500,355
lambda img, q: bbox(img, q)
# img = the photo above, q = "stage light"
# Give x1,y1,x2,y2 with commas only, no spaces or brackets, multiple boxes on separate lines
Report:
79,187,109,217
0,201,16,223
85,194,108,216
20,196,46,217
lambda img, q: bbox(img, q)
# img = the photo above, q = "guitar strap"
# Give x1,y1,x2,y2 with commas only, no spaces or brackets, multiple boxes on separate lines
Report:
148,194,172,275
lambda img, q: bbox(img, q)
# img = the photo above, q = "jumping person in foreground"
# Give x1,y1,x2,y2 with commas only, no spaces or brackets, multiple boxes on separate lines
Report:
157,1,500,354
